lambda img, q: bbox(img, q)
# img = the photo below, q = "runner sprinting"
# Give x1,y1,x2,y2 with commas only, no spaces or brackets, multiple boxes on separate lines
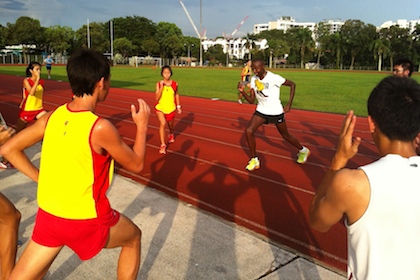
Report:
237,58,310,171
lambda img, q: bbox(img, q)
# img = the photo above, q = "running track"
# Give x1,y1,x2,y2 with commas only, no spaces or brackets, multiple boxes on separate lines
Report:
0,73,378,272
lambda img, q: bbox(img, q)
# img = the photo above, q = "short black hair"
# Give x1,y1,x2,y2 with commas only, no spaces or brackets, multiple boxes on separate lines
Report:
26,61,41,77
368,76,420,142
394,58,414,77
161,65,172,76
67,49,110,97
252,58,265,66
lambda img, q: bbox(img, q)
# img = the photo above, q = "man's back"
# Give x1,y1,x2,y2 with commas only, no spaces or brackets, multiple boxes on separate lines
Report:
347,154,420,279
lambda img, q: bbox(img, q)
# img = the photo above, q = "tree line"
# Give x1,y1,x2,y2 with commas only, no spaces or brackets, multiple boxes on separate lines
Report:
1,16,419,70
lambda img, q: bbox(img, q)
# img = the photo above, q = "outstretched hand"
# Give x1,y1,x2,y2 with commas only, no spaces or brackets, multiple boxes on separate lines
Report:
131,99,150,127
331,110,361,170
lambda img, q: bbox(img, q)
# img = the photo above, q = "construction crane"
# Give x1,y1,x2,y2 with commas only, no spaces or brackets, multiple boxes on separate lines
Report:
224,15,249,39
179,0,206,39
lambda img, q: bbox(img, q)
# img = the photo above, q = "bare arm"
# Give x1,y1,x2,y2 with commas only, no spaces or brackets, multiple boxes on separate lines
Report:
92,99,150,173
0,113,50,182
175,85,182,114
23,74,41,96
155,81,164,101
309,111,368,232
282,79,295,113
237,83,255,104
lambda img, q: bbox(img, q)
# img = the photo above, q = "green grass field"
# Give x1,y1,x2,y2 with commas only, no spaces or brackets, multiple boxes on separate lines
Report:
1,65,419,116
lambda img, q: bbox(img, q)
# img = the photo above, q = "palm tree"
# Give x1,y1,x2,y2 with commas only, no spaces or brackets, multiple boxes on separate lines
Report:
370,37,390,71
288,27,314,69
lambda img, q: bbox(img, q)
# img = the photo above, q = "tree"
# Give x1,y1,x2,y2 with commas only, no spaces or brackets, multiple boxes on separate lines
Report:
411,24,420,72
74,22,108,53
109,16,157,55
370,30,390,71
142,38,160,56
314,22,331,66
381,25,411,69
113,37,134,58
44,25,74,54
287,27,314,68
340,20,378,70
154,22,183,59
4,16,43,63
204,45,225,65
326,32,345,69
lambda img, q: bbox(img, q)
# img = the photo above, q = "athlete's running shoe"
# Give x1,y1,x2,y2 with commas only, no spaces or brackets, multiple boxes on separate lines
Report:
168,134,175,143
245,157,260,171
159,144,167,155
238,99,243,104
297,147,310,164
0,161,14,169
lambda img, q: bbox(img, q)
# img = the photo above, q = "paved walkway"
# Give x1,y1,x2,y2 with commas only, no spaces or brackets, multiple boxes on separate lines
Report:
0,143,345,279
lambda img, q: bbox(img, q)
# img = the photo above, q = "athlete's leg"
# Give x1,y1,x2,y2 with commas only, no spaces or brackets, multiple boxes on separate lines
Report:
15,118,28,134
0,193,20,280
275,121,303,150
167,118,175,135
245,114,266,158
156,111,167,146
105,214,141,280
8,240,62,280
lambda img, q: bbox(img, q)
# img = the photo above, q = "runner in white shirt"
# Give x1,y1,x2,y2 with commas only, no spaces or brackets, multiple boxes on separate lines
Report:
237,58,310,171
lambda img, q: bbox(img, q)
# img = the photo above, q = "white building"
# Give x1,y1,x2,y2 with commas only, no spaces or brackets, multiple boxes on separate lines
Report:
254,16,316,34
379,18,420,33
202,38,268,60
254,17,344,35
321,19,345,33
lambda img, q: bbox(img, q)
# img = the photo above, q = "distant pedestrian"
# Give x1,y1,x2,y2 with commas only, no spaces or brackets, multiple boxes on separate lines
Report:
44,55,54,79
155,65,182,154
237,58,310,171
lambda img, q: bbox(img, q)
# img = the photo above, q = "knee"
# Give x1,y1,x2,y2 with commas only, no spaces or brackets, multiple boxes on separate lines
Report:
245,127,254,137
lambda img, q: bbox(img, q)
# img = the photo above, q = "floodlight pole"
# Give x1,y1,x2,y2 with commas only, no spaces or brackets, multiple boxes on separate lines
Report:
199,0,203,67
110,20,114,62
87,19,91,49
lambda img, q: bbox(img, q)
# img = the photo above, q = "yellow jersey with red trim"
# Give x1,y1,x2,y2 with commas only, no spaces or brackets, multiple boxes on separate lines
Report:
20,78,44,111
155,80,178,114
38,104,114,220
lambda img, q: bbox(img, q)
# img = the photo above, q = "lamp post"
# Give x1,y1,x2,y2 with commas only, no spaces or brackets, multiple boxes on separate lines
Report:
184,44,195,66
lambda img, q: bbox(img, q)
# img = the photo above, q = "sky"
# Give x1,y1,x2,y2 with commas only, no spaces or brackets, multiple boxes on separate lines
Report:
0,0,419,38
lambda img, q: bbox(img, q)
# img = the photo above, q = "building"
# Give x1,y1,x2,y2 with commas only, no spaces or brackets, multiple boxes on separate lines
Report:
379,18,420,33
202,38,268,60
321,19,345,33
254,16,316,34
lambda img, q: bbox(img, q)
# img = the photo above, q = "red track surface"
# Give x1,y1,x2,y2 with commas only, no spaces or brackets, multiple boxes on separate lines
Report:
0,73,378,272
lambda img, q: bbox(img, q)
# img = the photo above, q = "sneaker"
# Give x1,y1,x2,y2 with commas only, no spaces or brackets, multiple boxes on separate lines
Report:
159,144,167,154
245,157,260,171
297,147,310,164
238,99,243,104
0,161,14,169
168,134,175,143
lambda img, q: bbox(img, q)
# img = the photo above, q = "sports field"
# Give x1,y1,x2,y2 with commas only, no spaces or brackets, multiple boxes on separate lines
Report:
1,65,418,116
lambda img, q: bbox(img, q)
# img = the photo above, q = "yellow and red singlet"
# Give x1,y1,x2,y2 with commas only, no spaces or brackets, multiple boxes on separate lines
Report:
37,104,114,220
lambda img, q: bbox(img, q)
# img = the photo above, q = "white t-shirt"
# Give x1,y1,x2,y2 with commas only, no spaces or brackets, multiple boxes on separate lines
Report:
250,71,286,115
346,154,420,280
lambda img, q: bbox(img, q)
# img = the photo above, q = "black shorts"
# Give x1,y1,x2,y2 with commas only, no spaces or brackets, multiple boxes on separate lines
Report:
254,111,285,124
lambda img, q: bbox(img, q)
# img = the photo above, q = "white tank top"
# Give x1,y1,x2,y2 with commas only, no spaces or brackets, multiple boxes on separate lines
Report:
346,154,420,280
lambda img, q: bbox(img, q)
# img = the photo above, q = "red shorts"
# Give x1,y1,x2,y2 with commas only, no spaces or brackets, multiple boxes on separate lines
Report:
156,110,175,122
32,208,120,260
19,109,46,122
